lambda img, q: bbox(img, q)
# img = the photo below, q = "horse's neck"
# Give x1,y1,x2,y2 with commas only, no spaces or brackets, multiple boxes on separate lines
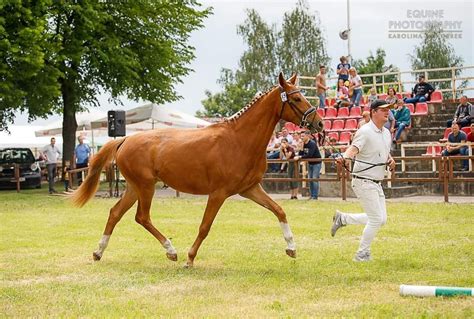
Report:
229,91,280,154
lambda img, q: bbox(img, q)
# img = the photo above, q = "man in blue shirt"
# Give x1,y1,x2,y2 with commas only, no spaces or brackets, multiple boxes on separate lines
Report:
74,135,91,185
441,123,469,171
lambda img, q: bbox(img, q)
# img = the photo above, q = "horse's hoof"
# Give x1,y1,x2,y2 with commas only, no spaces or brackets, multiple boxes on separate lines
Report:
183,261,193,269
166,252,178,262
286,249,297,258
92,252,101,261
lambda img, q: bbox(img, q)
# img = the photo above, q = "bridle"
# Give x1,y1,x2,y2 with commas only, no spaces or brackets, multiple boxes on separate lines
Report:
278,86,318,132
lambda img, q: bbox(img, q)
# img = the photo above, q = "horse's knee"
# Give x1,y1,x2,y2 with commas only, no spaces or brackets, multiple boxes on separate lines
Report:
198,225,210,239
135,215,148,226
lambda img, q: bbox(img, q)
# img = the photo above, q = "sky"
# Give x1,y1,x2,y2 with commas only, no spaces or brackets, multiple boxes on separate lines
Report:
14,0,474,126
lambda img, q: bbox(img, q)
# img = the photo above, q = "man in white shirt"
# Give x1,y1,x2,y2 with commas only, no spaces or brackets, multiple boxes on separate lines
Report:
332,100,396,262
43,137,61,194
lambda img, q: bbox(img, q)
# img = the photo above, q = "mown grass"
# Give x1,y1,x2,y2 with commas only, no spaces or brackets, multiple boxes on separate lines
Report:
1,187,473,318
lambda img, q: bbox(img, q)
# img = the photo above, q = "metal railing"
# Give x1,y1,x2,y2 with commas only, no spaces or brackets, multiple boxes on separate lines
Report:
298,65,474,101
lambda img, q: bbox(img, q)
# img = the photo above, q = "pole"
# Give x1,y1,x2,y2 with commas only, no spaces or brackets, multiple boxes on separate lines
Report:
347,0,351,61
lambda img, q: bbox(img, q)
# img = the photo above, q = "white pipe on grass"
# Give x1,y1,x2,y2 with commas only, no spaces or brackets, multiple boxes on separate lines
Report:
400,284,474,297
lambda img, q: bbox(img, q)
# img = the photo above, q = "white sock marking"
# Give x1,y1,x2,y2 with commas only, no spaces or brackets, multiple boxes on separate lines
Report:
280,222,296,250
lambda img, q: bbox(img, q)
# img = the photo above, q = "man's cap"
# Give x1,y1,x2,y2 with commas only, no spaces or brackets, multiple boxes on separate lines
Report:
370,99,395,110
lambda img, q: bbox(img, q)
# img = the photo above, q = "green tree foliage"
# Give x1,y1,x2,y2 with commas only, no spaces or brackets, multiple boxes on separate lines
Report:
199,0,329,117
0,0,210,162
352,48,399,93
410,23,465,98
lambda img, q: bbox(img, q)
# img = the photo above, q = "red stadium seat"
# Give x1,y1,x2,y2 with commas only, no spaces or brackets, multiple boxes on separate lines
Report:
443,128,452,139
344,118,358,131
461,127,471,135
430,91,443,103
403,92,412,98
323,120,332,131
406,103,415,114
396,93,403,100
363,105,370,113
414,102,428,115
337,107,349,118
328,98,336,106
422,145,442,156
349,106,362,118
339,131,352,144
327,131,339,142
378,93,387,100
317,108,325,118
330,119,345,131
284,122,299,132
325,108,337,119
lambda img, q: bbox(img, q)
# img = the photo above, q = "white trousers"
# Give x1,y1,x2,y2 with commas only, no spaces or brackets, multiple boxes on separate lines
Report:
342,178,387,254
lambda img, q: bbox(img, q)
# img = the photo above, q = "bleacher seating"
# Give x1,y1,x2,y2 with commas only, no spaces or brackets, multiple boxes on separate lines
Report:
344,118,358,131
430,91,443,103
378,93,387,100
284,122,299,132
337,107,349,118
396,93,403,100
406,103,415,114
461,127,471,135
442,128,452,140
350,106,362,118
317,108,325,118
327,131,339,142
414,102,428,116
422,145,443,156
323,120,332,131
328,98,336,107
403,92,412,98
325,108,337,119
330,119,344,131
339,131,352,144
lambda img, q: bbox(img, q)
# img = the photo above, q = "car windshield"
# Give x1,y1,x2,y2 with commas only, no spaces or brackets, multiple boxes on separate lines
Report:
0,149,35,164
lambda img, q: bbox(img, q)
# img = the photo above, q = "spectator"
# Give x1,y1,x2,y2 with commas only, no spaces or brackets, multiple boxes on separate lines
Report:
367,87,378,107
447,95,473,128
358,111,370,129
315,65,330,109
467,123,474,142
63,160,71,192
384,105,396,137
294,131,322,200
336,56,351,81
392,99,411,143
280,138,299,199
291,131,301,149
349,67,363,107
74,135,91,186
42,137,61,194
280,128,293,144
441,122,469,171
267,132,281,173
336,79,351,109
404,74,434,105
385,87,398,104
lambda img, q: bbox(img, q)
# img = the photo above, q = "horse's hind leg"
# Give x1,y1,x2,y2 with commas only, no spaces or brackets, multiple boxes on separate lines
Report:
240,184,296,258
134,184,178,261
93,187,138,261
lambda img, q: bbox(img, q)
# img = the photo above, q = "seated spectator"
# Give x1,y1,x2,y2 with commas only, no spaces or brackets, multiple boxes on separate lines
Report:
404,74,434,105
280,127,293,144
291,131,300,148
367,87,378,107
358,111,370,129
392,99,411,143
336,56,351,82
336,79,351,109
446,95,473,128
349,67,363,107
441,122,469,171
384,106,396,136
267,132,281,172
280,138,299,199
385,87,398,104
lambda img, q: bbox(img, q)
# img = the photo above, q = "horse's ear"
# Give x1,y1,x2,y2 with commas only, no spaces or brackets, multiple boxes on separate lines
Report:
288,73,298,85
278,72,286,87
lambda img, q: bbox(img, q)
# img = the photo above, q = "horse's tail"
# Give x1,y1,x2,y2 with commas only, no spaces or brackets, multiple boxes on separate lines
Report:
71,138,126,207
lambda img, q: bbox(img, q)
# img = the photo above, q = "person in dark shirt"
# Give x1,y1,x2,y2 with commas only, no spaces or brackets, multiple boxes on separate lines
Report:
404,74,434,105
294,131,322,200
446,95,473,128
441,122,469,171
336,56,351,82
280,138,299,199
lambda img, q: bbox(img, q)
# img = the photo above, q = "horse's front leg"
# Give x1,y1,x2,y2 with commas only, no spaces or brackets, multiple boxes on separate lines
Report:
240,184,296,258
186,192,227,268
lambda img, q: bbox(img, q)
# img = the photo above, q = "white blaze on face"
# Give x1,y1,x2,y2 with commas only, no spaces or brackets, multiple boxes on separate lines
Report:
280,222,296,251
163,239,177,255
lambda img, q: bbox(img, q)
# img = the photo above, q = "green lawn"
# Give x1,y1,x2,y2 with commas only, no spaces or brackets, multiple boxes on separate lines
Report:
1,188,473,317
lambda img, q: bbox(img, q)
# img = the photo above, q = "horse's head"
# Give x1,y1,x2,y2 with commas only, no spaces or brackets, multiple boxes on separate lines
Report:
277,72,324,133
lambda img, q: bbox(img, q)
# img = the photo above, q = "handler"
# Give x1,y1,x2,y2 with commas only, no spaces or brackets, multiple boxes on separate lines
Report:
332,99,396,262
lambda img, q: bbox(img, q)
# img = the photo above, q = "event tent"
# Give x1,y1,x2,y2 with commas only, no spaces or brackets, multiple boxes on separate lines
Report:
34,111,107,137
90,103,211,131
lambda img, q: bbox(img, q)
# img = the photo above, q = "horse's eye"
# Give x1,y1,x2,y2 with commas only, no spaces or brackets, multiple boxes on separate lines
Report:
294,97,301,102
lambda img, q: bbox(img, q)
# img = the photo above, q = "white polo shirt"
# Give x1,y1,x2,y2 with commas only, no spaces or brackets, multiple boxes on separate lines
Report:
350,120,392,181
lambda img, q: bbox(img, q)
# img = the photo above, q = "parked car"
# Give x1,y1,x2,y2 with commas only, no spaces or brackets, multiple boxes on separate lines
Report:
0,148,42,189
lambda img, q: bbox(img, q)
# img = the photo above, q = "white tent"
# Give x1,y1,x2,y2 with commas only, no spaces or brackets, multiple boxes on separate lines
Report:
0,126,63,157
34,111,107,137
90,103,211,131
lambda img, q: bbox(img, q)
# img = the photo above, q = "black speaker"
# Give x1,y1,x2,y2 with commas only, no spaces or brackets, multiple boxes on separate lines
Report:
108,110,126,137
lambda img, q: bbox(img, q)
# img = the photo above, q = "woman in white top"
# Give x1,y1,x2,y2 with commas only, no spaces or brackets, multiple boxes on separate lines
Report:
349,67,363,107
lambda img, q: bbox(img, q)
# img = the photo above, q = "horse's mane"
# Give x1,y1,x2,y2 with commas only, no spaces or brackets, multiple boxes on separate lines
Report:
225,86,277,123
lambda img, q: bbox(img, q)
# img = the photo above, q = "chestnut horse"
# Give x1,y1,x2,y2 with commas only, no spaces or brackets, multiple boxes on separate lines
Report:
72,73,324,267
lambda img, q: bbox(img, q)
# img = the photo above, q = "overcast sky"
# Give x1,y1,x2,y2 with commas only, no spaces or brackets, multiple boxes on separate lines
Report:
15,0,473,125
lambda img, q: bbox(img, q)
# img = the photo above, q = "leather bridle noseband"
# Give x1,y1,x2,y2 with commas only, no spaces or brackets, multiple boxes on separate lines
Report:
278,86,318,132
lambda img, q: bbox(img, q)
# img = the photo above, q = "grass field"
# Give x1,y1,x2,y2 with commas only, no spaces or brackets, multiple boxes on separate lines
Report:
1,187,473,317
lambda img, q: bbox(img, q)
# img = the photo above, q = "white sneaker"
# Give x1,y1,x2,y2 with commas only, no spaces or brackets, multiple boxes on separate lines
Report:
330,210,345,237
353,251,372,262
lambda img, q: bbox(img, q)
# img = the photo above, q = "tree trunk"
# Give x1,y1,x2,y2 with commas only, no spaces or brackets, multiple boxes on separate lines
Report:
61,77,78,173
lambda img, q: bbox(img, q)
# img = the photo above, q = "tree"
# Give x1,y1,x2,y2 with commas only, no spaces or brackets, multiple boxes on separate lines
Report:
199,0,328,117
0,0,210,164
410,23,465,98
352,48,399,93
